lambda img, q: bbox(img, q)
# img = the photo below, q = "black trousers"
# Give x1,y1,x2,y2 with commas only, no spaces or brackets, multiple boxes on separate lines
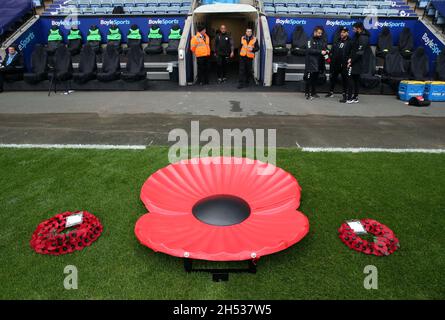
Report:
196,56,209,84
239,56,253,85
304,72,319,95
348,74,360,99
329,68,349,96
216,55,229,79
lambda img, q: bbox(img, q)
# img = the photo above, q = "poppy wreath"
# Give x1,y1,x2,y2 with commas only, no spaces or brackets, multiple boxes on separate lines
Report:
338,219,400,256
30,211,103,256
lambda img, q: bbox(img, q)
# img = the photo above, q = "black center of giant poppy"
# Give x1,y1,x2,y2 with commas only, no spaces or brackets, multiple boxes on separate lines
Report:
192,195,251,226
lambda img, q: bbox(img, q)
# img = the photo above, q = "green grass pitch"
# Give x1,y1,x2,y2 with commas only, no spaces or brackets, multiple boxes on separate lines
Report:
0,147,443,299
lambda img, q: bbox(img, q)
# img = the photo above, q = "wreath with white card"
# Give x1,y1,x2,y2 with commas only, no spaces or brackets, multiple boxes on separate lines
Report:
338,219,400,256
30,211,103,255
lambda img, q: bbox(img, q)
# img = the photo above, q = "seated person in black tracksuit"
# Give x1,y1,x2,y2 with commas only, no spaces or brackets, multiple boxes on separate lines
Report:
0,44,24,93
346,22,370,104
304,26,327,100
326,27,353,103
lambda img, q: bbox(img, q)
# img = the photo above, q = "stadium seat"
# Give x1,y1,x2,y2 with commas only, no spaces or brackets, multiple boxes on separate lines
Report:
166,24,182,55
382,47,408,90
360,48,381,89
376,26,392,58
126,24,142,49
271,24,289,56
107,25,123,53
291,25,308,56
121,46,146,81
67,28,83,56
73,44,97,84
47,26,64,56
435,50,445,80
145,25,164,55
24,44,49,84
87,25,102,55
409,47,429,80
48,46,73,83
398,27,414,59
97,45,121,82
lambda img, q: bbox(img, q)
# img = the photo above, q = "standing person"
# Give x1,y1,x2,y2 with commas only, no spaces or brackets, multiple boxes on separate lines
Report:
304,26,327,100
347,22,370,104
326,27,352,103
238,28,259,89
214,25,234,84
0,45,24,93
190,25,210,85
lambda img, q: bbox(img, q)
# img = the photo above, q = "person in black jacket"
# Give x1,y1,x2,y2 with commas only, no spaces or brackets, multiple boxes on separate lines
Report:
304,26,327,100
326,27,352,103
347,22,370,104
0,44,24,93
214,25,234,84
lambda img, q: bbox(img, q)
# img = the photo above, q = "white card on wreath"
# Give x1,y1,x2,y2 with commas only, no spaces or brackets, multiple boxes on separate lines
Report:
66,213,83,228
346,220,367,234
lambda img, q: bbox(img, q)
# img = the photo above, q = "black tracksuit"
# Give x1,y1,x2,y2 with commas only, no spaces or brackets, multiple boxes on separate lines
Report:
0,53,24,92
238,36,259,86
348,29,370,99
214,32,234,79
329,37,352,97
304,36,326,96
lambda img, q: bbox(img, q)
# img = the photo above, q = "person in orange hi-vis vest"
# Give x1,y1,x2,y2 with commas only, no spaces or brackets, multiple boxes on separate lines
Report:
238,28,259,89
190,25,211,85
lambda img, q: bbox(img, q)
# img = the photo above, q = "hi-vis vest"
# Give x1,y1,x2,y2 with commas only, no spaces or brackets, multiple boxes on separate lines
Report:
48,29,63,42
87,29,101,42
169,28,181,40
107,28,121,41
240,36,256,59
190,32,210,57
148,28,162,39
67,29,82,41
127,28,142,40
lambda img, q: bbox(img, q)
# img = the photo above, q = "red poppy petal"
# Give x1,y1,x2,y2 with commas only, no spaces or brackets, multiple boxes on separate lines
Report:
135,208,309,261
140,157,301,216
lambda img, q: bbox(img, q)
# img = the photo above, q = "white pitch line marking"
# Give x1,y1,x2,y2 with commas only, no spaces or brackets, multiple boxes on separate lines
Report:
0,144,146,150
301,147,445,154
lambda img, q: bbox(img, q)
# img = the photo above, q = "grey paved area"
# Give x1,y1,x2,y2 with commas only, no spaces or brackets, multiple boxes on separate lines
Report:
0,91,444,148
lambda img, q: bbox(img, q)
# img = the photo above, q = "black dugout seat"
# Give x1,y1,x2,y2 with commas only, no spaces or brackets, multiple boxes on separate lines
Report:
398,27,414,59
87,25,102,55
382,47,408,90
271,24,288,56
97,45,121,82
409,47,429,81
376,27,392,58
24,44,49,84
73,45,97,84
107,25,123,54
360,47,381,89
435,50,445,80
47,26,64,56
67,27,83,56
48,45,73,82
290,26,308,56
121,46,146,82
126,24,142,49
166,24,182,55
145,25,164,55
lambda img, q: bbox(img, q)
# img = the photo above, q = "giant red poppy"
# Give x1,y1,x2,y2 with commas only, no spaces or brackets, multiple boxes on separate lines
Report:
135,157,309,261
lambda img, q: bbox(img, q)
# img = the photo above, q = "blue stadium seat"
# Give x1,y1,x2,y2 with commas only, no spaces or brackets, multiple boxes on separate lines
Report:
275,6,288,14
101,0,113,7
123,0,135,7
264,5,275,13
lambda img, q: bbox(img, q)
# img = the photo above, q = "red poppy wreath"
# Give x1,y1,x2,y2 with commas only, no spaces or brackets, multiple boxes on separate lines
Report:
338,219,400,256
30,211,103,255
